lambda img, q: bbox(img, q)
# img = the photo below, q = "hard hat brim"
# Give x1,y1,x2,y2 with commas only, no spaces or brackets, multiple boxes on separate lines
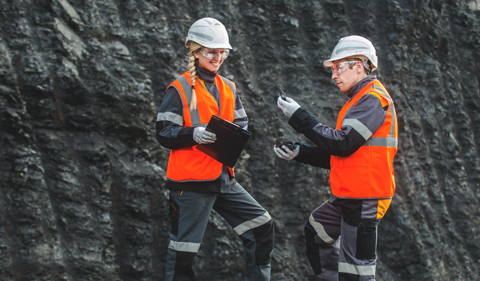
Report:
185,39,232,49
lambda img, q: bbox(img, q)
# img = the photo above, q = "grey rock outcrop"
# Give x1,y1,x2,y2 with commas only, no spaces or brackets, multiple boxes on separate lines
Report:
0,0,479,280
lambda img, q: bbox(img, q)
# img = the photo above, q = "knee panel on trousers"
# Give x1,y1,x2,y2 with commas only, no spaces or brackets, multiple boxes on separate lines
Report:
167,250,197,281
355,220,379,260
176,252,196,279
304,222,322,275
251,219,274,265
339,200,379,261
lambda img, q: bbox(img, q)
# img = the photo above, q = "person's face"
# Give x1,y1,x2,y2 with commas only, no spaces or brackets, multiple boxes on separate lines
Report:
194,47,229,72
330,59,364,93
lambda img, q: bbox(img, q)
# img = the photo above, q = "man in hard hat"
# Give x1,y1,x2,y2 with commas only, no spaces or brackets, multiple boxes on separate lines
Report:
274,35,398,281
156,17,274,281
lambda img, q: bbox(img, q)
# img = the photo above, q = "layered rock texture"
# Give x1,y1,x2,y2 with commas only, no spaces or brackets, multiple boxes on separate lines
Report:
1,0,480,280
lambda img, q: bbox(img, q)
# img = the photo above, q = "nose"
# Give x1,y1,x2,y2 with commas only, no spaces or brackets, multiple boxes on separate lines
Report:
213,52,224,60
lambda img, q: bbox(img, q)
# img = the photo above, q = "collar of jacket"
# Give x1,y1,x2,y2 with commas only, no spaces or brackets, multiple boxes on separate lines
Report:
196,66,217,83
347,75,377,99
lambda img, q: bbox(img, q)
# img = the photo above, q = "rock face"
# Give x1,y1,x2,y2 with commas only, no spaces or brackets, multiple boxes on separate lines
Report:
1,0,479,280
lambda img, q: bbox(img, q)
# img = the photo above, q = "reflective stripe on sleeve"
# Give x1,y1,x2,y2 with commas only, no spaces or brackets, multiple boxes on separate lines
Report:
234,108,247,119
338,262,376,276
309,214,335,244
234,212,271,236
157,112,183,126
168,240,201,253
343,118,373,140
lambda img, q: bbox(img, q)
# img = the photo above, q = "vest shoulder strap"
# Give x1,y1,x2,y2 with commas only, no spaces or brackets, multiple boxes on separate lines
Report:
218,75,237,97
364,90,389,108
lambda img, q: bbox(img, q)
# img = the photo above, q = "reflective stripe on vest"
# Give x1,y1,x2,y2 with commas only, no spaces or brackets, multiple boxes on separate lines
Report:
166,71,236,182
330,80,398,199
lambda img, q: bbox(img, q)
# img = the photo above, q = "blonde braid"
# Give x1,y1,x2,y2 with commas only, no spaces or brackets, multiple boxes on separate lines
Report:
188,42,202,111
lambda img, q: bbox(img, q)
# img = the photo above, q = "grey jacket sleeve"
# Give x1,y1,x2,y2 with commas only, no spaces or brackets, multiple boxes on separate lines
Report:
289,93,386,157
155,87,196,149
233,91,248,129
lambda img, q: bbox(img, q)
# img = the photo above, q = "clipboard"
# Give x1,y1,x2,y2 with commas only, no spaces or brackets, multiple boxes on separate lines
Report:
197,115,252,167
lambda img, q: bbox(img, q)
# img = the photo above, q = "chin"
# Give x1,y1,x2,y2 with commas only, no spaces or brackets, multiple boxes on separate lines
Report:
207,65,221,72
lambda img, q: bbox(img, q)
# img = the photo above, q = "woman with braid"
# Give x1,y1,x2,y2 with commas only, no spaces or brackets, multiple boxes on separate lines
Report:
155,17,274,281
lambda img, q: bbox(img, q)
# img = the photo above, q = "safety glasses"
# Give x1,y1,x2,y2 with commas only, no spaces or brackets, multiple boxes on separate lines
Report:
199,48,230,60
330,60,359,75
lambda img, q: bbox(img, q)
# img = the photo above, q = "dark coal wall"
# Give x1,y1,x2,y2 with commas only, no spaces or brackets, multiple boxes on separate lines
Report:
1,0,480,280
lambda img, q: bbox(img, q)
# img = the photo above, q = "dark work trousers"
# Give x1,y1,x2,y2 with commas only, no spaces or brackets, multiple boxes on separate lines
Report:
304,196,391,281
165,182,274,281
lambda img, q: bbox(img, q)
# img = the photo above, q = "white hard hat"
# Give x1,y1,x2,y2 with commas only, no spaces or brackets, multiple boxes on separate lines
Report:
323,35,378,72
185,17,232,49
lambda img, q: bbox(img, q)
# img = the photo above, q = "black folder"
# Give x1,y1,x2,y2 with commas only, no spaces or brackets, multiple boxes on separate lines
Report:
197,115,252,168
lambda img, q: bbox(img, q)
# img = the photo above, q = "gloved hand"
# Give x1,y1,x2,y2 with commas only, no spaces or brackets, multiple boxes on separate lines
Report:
273,144,300,161
193,127,217,144
277,96,301,118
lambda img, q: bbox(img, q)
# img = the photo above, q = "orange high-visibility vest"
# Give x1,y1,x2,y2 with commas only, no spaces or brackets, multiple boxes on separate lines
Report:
166,71,236,182
330,80,398,199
